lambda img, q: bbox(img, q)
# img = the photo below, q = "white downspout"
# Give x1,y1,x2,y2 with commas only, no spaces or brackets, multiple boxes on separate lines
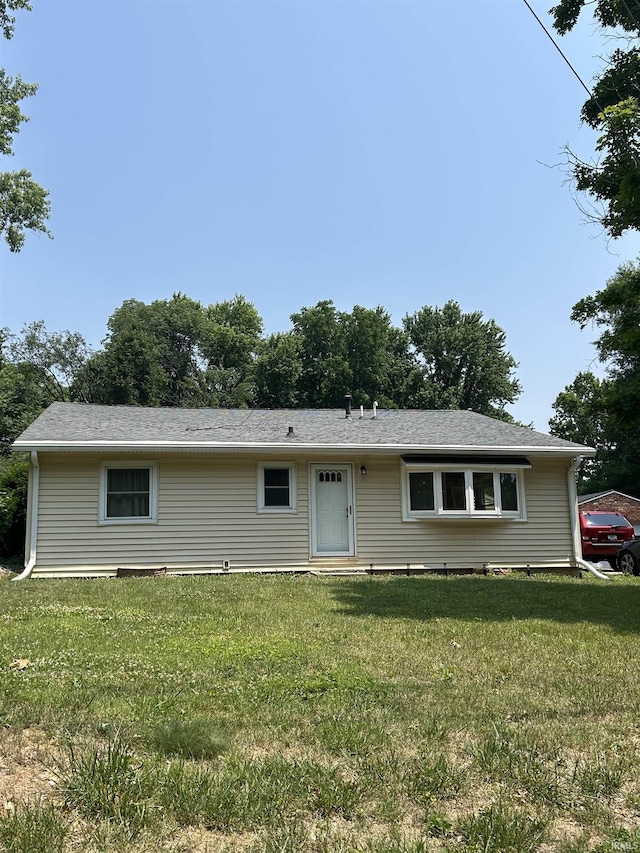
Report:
567,455,610,581
13,451,39,581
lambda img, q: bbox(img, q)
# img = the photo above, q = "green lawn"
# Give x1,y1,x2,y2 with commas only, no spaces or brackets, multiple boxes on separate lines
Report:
1,572,640,852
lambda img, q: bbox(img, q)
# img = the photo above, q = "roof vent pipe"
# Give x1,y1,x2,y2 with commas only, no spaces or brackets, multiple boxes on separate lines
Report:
344,395,352,419
287,426,294,436
359,405,364,419
372,401,378,419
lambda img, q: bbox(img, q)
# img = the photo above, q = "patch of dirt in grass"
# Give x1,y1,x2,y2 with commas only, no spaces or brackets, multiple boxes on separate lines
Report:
171,827,259,852
0,728,59,808
540,816,602,853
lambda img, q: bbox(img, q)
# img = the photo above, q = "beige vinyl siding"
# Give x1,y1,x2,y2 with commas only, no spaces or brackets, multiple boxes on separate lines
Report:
32,452,576,577
34,454,310,577
354,456,574,567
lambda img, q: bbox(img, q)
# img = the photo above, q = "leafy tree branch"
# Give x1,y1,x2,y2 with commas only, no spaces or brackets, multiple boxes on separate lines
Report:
0,0,51,252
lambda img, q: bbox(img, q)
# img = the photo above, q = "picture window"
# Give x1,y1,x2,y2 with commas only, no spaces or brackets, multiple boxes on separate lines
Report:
403,463,525,520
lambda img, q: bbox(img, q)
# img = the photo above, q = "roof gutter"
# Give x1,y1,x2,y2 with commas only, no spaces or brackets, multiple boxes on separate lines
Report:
13,451,39,581
567,455,610,581
12,441,597,457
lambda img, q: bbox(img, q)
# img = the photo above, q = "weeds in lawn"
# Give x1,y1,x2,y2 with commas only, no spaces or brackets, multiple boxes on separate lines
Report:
573,753,627,801
423,811,453,837
404,752,465,805
364,835,430,853
54,736,155,837
457,802,549,852
0,801,67,853
470,721,562,805
254,820,310,853
157,761,218,826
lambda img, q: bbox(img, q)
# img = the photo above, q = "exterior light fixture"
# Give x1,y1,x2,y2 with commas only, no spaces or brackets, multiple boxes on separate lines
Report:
360,465,367,476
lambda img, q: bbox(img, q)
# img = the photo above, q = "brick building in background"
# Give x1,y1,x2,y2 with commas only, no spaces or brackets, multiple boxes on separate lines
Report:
579,491,640,535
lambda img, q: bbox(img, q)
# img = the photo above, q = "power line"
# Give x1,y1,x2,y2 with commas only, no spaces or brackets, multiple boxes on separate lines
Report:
521,0,595,102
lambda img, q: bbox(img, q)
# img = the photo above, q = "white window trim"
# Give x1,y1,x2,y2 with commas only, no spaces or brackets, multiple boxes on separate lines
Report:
401,462,527,521
99,461,158,525
257,462,297,513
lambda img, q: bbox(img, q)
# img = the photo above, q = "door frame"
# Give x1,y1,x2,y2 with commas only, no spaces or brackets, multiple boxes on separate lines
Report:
309,462,356,557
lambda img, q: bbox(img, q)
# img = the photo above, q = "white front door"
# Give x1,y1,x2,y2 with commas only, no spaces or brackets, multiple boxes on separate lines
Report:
310,464,355,556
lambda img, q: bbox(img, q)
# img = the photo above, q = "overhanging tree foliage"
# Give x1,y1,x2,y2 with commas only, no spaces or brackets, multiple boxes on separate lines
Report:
0,0,51,252
550,0,640,237
547,2,640,491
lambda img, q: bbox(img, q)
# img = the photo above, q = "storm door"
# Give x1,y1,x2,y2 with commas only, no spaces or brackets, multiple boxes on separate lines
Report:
310,464,355,556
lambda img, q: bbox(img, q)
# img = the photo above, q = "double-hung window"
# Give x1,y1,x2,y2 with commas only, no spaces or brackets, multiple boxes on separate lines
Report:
403,460,527,520
99,462,158,524
258,463,297,513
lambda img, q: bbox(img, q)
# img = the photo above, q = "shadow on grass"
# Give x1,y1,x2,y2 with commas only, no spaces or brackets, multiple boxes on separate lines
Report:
329,575,640,633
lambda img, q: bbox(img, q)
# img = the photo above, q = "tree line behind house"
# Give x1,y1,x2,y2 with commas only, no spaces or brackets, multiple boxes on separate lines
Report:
0,295,522,451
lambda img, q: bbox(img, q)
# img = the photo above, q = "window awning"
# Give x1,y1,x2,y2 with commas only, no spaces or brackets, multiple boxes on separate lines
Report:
401,455,532,467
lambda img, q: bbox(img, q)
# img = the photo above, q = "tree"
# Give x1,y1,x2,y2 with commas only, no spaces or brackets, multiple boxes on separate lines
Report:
0,319,91,559
342,305,414,408
8,320,93,403
263,299,521,414
80,294,263,408
201,295,263,407
0,0,51,252
0,322,91,454
550,0,640,238
0,328,43,453
0,453,28,557
403,301,521,419
289,301,352,408
571,258,640,448
81,295,210,406
549,371,613,488
284,301,417,409
254,332,302,408
554,259,640,493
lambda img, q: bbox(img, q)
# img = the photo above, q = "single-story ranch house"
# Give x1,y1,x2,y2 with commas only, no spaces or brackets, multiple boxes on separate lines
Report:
12,401,596,579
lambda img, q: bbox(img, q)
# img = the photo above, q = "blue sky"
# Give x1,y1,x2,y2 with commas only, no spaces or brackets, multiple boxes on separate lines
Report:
1,0,638,430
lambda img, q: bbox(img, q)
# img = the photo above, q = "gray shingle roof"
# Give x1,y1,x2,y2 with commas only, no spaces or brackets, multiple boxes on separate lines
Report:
13,403,594,455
